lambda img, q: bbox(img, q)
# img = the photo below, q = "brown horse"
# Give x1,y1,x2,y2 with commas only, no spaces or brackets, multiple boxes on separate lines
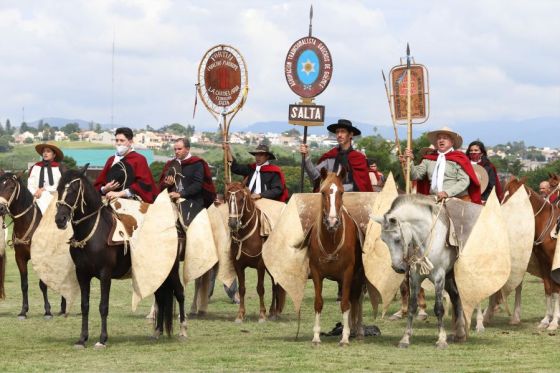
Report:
308,168,364,346
0,171,66,319
503,176,560,330
225,182,285,323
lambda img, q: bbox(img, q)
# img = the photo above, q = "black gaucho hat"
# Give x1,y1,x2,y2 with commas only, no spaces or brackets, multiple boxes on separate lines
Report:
248,144,276,160
106,160,135,191
326,119,361,136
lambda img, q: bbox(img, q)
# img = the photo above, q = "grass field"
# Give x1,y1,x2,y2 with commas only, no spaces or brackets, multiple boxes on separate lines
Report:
0,250,558,372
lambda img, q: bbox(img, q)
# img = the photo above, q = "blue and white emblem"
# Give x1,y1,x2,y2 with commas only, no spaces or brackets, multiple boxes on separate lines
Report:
296,49,320,86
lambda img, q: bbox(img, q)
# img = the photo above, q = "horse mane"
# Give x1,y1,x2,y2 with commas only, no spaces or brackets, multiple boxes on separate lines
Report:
389,194,437,215
0,172,34,208
319,172,343,192
57,169,102,209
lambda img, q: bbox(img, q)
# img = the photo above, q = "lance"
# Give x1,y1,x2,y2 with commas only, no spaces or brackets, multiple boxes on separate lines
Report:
299,4,313,193
405,43,412,194
382,69,405,178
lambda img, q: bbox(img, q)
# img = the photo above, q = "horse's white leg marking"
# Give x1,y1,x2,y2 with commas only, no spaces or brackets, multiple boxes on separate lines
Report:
475,303,485,332
339,310,350,346
145,299,156,319
510,283,522,325
312,312,321,345
327,184,338,227
179,320,188,338
546,293,560,331
538,295,552,329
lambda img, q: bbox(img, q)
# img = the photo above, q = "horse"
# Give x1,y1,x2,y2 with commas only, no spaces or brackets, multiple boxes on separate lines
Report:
307,168,365,346
54,168,185,348
0,171,66,319
374,194,466,348
225,181,285,323
502,176,560,330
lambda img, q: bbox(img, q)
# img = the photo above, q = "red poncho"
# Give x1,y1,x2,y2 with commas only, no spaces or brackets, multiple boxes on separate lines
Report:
248,163,289,202
316,148,373,192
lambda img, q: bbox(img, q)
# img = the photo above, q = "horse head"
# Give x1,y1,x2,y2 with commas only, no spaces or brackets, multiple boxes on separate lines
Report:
55,167,98,229
225,181,253,232
373,213,412,274
0,172,23,217
319,167,345,232
501,175,528,204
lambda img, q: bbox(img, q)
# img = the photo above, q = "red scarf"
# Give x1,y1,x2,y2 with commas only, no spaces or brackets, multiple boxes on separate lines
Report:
417,151,482,204
317,148,373,192
248,163,289,202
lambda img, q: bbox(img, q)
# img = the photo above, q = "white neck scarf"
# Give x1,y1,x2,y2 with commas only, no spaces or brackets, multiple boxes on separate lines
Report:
177,152,192,161
430,147,454,193
248,161,269,194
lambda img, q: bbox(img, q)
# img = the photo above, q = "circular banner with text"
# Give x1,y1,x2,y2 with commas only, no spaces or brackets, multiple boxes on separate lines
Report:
284,36,333,98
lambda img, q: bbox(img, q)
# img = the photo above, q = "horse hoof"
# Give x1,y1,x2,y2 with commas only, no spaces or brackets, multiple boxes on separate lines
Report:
476,326,485,333
509,319,521,326
268,314,278,321
416,310,428,321
338,341,349,347
388,311,403,321
178,334,188,341
546,323,558,331
538,322,550,330
311,341,321,347
197,311,207,318
188,312,197,318
258,318,266,324
73,343,86,350
453,335,467,343
234,318,243,324
94,342,106,349
397,342,409,349
17,315,26,320
436,341,448,349
44,314,53,320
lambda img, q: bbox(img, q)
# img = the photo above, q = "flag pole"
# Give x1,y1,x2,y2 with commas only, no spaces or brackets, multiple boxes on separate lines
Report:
405,43,412,194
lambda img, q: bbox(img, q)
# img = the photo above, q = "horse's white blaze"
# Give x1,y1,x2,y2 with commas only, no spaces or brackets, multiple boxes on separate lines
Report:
229,194,236,216
340,310,350,345
312,312,321,343
327,183,338,226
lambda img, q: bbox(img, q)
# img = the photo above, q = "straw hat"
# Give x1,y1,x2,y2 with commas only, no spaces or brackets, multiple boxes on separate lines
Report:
426,126,463,149
248,144,276,160
472,164,489,192
35,142,64,162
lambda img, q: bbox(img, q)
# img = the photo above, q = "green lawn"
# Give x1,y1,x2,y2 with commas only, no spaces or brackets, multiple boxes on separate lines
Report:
0,249,557,372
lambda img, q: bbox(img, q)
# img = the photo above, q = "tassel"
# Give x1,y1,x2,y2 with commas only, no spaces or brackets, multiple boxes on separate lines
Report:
192,84,199,119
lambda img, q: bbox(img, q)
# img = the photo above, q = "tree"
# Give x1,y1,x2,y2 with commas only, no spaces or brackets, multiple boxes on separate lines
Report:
61,122,81,135
5,119,12,135
94,123,102,133
282,128,301,137
0,136,12,152
62,156,77,170
161,123,188,135
149,161,166,182
24,137,34,144
68,133,80,141
186,124,195,138
261,136,271,146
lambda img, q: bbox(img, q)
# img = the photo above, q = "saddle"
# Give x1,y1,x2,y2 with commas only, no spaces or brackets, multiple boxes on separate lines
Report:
443,198,484,251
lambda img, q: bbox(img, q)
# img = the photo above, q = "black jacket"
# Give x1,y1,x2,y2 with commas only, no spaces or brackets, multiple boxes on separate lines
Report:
231,159,283,201
174,161,204,226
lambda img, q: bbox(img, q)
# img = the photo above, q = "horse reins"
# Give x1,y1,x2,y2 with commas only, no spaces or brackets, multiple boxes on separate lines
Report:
526,187,557,246
0,176,39,246
57,178,103,248
228,189,260,260
315,205,348,263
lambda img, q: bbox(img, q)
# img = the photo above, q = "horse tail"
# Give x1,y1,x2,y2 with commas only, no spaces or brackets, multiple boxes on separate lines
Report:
155,278,174,337
0,251,5,299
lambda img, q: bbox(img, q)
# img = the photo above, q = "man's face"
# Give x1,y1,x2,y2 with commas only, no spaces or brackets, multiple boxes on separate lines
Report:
115,134,132,147
254,153,269,166
436,134,453,152
369,163,377,172
540,182,551,196
336,128,352,147
174,141,189,160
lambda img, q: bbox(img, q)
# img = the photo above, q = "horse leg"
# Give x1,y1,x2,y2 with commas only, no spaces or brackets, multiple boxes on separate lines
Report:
172,268,187,339
398,273,419,348
146,298,157,319
546,292,560,331
445,274,466,342
75,273,91,348
510,282,523,325
15,254,29,319
475,303,485,332
433,273,448,349
96,271,112,348
189,278,200,317
256,260,266,323
538,277,553,329
196,270,210,317
349,278,365,340
310,268,323,346
483,292,499,325
39,280,53,319
339,268,354,347
417,287,428,320
59,297,67,316
235,267,246,323
268,273,278,320
389,279,408,320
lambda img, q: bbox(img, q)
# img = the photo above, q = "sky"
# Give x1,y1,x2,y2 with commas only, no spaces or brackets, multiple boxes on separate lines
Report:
0,0,558,133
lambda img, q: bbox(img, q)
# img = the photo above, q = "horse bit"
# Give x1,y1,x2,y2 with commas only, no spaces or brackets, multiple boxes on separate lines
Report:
228,189,259,260
0,176,38,246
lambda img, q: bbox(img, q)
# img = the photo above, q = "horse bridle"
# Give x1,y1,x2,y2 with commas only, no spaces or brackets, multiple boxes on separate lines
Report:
321,183,343,230
227,188,259,260
0,175,36,219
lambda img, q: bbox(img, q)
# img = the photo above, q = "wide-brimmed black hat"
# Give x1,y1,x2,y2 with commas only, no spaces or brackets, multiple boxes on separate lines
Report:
248,144,276,160
326,119,361,136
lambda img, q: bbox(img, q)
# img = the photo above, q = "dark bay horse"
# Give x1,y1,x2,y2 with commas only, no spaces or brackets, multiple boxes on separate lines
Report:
308,168,365,346
0,171,65,319
374,194,465,348
225,182,285,323
503,176,560,330
54,169,185,348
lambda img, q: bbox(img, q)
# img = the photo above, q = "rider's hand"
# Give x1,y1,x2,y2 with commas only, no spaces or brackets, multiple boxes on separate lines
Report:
399,149,414,163
106,190,125,200
299,144,309,157
33,188,44,198
164,175,174,186
251,193,261,200
169,192,181,200
103,180,120,193
436,191,448,201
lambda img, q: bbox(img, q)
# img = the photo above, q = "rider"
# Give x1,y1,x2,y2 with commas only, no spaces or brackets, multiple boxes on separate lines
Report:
223,143,288,202
28,143,65,214
299,119,373,192
159,137,216,226
94,127,159,203
465,140,503,202
403,126,481,204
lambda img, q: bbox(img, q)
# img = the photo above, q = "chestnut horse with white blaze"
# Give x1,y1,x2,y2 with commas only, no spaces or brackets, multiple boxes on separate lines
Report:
308,168,365,346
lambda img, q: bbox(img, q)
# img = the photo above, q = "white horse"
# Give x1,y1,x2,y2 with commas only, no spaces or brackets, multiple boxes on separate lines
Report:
374,194,466,349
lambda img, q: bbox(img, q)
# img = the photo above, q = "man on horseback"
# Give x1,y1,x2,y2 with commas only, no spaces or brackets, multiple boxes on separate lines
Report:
223,143,288,202
403,126,481,204
299,119,373,192
94,127,159,203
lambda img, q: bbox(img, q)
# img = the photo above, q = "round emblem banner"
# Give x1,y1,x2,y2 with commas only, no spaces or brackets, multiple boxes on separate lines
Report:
285,36,332,98
203,50,242,107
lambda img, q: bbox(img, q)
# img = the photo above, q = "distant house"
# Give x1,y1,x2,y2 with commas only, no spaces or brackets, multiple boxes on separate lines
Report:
54,131,67,141
14,131,35,144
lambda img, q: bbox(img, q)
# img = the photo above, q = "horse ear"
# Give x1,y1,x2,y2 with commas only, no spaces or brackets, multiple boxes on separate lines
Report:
79,163,90,176
371,215,384,225
337,166,347,181
320,167,328,180
15,170,25,179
